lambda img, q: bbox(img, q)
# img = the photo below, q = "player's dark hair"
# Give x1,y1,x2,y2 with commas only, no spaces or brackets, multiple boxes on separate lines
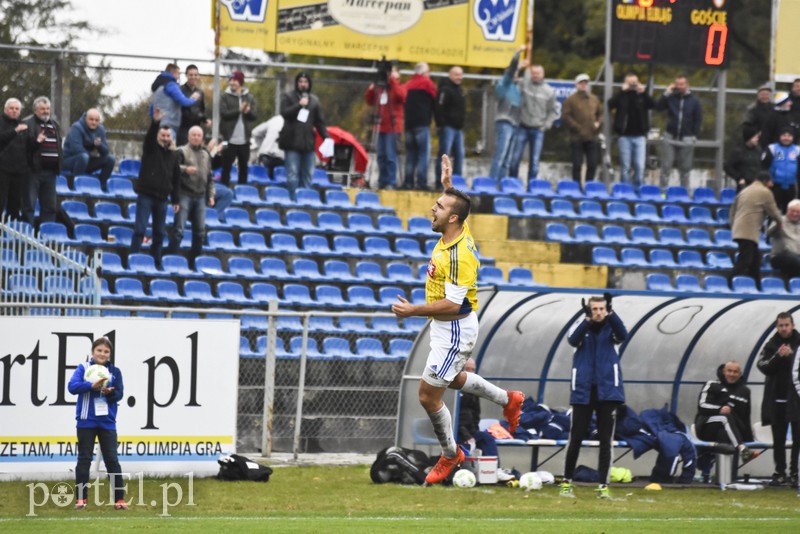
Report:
777,311,794,324
445,188,471,222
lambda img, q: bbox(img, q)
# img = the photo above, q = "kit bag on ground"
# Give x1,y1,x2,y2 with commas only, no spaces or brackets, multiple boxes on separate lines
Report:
370,446,435,485
217,454,273,482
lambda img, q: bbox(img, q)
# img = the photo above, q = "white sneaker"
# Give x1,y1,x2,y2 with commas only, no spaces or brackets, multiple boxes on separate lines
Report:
496,468,515,483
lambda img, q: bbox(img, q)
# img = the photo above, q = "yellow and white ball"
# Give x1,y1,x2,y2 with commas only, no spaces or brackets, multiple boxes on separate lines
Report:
519,471,543,491
452,469,477,488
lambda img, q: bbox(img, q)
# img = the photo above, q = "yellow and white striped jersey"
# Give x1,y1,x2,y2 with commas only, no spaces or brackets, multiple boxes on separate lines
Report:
425,222,480,314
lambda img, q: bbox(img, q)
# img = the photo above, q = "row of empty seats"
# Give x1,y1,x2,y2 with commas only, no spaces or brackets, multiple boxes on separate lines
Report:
593,246,773,271
550,224,763,250
497,198,728,225
646,274,799,295
240,335,413,360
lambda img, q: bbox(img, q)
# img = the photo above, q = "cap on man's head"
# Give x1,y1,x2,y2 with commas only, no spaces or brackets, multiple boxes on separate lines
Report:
774,91,791,106
757,84,772,93
229,70,245,84
742,123,760,142
779,125,795,137
575,73,590,84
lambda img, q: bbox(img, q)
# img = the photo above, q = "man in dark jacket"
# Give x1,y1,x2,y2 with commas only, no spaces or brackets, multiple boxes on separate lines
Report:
177,64,210,146
219,70,257,186
724,123,765,192
62,108,116,185
0,98,28,220
655,75,702,189
402,62,437,190
434,66,466,188
278,71,330,199
23,96,62,225
607,72,655,191
150,64,200,140
743,85,774,149
560,294,627,500
695,361,759,463
757,311,800,487
130,108,180,270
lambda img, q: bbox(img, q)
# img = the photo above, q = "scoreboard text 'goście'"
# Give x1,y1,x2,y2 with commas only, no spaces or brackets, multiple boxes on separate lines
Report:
611,0,731,68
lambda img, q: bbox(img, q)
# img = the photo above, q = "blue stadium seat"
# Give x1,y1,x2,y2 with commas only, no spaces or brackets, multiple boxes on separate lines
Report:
584,181,611,200
206,230,237,251
128,252,161,275
315,284,350,307
317,211,347,233
251,282,281,304
42,275,75,295
271,233,301,253
451,175,467,190
264,186,292,206
403,317,428,332
500,177,527,196
309,316,339,333
494,197,521,216
225,207,257,229
277,315,304,332
688,206,716,225
675,274,702,292
355,261,386,282
407,216,437,236
289,336,322,357
355,191,391,212
713,229,735,248
658,227,685,246
507,267,536,286
395,238,427,260
217,281,252,304
646,273,673,291
302,234,332,254
761,277,787,295
638,185,663,203
228,257,260,279
661,204,688,223
183,280,219,303
529,179,554,196
247,164,270,184
365,236,402,258
719,188,736,204
389,338,413,358
556,180,583,198
649,249,677,268
323,337,357,359
630,226,657,246
0,249,20,269
255,208,287,230
520,198,547,216
114,277,148,300
578,200,607,219
704,275,731,293
356,338,387,358
162,254,195,276
324,259,355,281
410,287,426,305
74,175,107,196
550,199,579,218
240,311,268,331
677,250,705,269
790,278,800,294
325,190,355,210
8,273,39,296
24,249,57,271
378,215,406,235
706,251,733,269
94,202,127,223
348,213,378,234
545,222,572,242
296,188,324,208
100,252,126,275
119,159,141,177
283,283,316,306
692,187,718,204
621,247,648,267
287,210,317,231
106,178,136,200
665,186,691,204
424,239,438,256
339,316,370,333
260,258,291,279
606,202,634,221
731,276,759,294
472,176,498,194
240,336,255,357
150,279,187,302
762,252,773,272
573,224,601,243
56,175,71,195
39,222,70,243
592,246,619,266
73,224,105,246
386,262,416,283
686,228,713,247
62,200,93,222
379,286,405,305
610,182,637,201
239,232,270,253
293,258,321,279
347,285,380,307
478,266,505,285
601,225,629,244
634,203,660,222
716,207,730,225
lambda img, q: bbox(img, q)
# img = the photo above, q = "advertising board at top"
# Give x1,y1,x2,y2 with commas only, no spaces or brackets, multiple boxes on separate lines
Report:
215,0,529,68
0,317,240,480
611,0,731,68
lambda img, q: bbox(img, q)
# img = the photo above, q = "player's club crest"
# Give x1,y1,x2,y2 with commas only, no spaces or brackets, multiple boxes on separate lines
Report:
221,0,267,22
473,0,522,42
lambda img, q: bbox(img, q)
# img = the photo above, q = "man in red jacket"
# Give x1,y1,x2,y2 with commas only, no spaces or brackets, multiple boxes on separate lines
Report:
365,63,406,189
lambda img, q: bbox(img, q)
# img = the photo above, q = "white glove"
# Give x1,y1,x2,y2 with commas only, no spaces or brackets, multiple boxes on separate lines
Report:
319,138,335,158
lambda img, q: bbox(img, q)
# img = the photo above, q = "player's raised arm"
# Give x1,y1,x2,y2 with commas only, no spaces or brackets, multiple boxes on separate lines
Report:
441,154,453,190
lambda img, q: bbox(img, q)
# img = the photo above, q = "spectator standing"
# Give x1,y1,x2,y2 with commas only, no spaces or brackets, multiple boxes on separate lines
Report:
562,73,603,185
402,62,437,190
130,108,180,270
177,64,210,146
763,126,800,213
0,98,28,219
509,64,558,181
23,96,62,225
655,75,702,189
434,66,466,188
278,71,331,199
768,199,800,279
365,64,406,189
251,115,285,180
560,294,627,500
150,63,200,140
724,124,764,192
788,78,800,139
763,91,794,147
743,85,774,149
488,47,524,182
607,73,655,191
62,108,116,186
167,126,217,267
729,171,782,285
757,311,800,487
219,70,257,186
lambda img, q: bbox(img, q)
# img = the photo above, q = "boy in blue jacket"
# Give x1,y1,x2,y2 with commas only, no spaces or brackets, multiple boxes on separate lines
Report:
560,294,627,499
68,337,126,510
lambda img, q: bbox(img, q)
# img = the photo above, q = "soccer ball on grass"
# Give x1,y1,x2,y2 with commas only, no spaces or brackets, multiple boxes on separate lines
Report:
518,471,543,491
452,469,477,488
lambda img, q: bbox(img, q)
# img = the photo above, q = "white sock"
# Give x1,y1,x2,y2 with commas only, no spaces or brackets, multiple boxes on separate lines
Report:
461,372,509,406
428,404,457,457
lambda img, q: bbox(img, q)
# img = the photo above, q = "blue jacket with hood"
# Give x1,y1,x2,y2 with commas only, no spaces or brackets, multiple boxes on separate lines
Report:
150,71,197,130
566,312,628,404
68,359,124,430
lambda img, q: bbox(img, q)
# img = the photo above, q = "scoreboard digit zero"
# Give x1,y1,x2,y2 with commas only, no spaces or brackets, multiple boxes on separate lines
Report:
611,0,731,68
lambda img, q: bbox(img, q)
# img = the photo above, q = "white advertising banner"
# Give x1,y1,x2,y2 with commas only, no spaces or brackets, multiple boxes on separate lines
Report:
0,317,240,480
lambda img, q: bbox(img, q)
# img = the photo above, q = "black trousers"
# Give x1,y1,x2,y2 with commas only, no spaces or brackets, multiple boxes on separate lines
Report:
570,140,599,183
696,413,747,447
772,185,796,214
769,402,800,477
0,170,25,220
771,252,800,280
221,143,250,186
564,387,619,484
730,239,761,284
75,426,124,502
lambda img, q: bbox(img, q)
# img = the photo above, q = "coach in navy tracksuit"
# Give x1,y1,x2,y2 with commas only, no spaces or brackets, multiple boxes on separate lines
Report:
562,294,627,496
67,337,126,510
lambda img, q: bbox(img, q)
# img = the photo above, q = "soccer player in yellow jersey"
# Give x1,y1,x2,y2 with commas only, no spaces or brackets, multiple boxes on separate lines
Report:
392,155,524,485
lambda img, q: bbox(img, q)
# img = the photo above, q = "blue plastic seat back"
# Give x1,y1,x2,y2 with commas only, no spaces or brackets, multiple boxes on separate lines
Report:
706,251,733,269
334,235,363,255
508,267,535,286
494,197,521,215
529,179,554,196
584,181,610,199
666,186,691,204
639,185,663,202
601,225,629,244
287,210,316,230
556,180,583,198
731,276,759,294
634,203,660,221
545,222,571,242
592,246,618,266
317,211,346,232
704,275,731,293
662,204,688,222
621,247,648,266
649,248,676,267
677,250,704,268
478,266,505,284
606,202,633,220
271,233,299,252
658,227,685,245
550,199,578,217
646,273,673,291
260,258,290,278
293,258,321,278
611,183,637,201
521,198,547,216
675,274,702,292
255,208,285,229
356,338,387,357
355,261,384,281
574,224,600,243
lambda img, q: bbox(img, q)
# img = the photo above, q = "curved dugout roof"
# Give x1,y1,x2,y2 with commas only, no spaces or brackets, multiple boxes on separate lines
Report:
396,288,800,449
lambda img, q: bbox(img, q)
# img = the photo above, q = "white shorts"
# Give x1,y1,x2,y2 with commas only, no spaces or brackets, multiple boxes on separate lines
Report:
421,312,479,388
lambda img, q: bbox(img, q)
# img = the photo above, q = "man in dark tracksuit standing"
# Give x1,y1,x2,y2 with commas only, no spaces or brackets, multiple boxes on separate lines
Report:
758,311,800,487
560,294,627,499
